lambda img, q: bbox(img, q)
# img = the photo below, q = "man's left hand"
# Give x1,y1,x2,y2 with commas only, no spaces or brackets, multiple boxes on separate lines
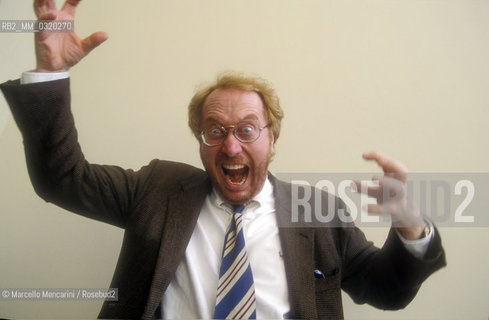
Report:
353,151,426,240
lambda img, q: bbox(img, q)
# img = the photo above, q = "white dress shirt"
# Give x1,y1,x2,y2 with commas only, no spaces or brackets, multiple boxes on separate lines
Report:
21,70,70,84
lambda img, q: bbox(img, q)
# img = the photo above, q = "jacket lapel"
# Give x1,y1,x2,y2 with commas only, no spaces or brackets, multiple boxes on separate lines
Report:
142,172,211,319
271,176,317,319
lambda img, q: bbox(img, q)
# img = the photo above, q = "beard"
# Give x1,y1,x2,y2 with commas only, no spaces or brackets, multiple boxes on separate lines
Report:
200,145,273,205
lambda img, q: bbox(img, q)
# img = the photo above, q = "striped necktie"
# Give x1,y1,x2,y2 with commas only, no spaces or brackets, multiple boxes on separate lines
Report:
214,204,257,319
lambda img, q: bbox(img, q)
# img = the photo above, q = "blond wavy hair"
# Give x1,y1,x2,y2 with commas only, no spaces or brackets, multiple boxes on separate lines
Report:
188,71,284,143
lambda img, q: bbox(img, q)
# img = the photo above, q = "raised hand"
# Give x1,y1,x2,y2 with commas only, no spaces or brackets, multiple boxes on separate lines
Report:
353,151,426,240
34,0,108,72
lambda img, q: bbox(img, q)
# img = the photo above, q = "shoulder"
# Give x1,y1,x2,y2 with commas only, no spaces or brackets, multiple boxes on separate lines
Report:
140,159,208,189
270,174,350,224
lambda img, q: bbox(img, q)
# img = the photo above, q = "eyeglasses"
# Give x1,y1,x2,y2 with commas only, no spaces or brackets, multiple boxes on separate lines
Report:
200,121,270,146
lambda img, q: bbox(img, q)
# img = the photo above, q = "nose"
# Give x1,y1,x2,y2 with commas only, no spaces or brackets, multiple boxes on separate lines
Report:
220,131,243,157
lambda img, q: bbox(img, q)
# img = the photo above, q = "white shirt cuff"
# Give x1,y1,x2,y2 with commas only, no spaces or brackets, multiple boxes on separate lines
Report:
21,70,70,84
397,222,435,259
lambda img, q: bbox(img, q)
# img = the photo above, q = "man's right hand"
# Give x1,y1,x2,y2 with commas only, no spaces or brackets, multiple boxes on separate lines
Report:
34,0,108,72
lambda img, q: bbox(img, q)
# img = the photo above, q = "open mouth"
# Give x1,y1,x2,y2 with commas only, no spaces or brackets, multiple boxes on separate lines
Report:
222,164,249,185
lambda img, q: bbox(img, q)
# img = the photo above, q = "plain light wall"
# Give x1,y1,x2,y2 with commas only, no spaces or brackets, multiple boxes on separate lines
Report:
1,0,488,319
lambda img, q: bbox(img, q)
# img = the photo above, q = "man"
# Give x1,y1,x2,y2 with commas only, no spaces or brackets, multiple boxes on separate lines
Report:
1,0,446,319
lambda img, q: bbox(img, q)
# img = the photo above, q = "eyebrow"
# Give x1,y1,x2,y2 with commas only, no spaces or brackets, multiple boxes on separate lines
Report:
202,115,260,126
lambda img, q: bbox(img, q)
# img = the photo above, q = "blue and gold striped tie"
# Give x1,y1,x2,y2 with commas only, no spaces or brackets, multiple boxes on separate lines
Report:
214,205,257,319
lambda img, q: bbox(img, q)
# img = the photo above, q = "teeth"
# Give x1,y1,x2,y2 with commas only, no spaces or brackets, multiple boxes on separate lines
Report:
223,164,245,170
227,176,246,185
222,164,247,185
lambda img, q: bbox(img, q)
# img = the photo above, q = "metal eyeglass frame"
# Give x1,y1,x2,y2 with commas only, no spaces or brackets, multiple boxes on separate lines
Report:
200,122,271,147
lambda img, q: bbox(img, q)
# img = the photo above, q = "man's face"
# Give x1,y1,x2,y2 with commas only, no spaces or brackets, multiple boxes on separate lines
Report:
199,88,274,205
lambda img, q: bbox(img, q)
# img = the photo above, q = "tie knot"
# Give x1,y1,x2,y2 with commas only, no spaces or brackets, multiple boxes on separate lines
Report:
233,204,245,213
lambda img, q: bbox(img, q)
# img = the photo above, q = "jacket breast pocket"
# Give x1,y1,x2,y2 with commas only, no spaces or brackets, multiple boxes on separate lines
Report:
314,269,343,319
314,269,341,292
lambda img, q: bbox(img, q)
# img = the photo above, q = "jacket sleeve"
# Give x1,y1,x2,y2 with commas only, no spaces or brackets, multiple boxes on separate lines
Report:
1,78,156,228
337,196,447,309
